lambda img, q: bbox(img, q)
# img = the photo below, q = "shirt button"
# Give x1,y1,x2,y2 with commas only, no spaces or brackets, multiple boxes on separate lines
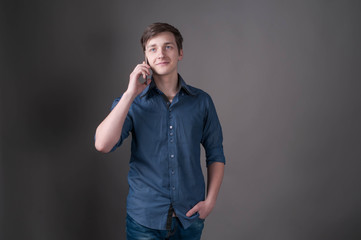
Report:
172,186,175,190
170,139,173,143
171,170,175,175
170,126,173,129
170,154,174,158
170,132,173,136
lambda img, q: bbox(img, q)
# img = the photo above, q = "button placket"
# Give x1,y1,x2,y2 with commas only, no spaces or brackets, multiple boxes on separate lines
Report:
168,105,177,201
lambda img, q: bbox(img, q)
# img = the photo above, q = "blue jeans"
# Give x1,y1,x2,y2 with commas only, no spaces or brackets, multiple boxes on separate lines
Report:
126,214,205,240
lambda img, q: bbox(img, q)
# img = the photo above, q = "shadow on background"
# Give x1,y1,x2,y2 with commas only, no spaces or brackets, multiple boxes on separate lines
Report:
1,1,361,240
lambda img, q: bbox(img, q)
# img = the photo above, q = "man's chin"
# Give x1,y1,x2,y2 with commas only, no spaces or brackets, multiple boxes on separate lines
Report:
152,67,178,78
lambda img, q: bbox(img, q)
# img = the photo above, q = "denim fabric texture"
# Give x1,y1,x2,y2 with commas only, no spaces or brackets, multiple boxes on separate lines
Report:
111,75,225,230
126,214,204,240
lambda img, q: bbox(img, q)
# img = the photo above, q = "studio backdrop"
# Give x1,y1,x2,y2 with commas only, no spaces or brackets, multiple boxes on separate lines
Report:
1,1,361,240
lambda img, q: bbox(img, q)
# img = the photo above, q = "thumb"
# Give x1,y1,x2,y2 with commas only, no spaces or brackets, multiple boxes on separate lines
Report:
186,204,199,217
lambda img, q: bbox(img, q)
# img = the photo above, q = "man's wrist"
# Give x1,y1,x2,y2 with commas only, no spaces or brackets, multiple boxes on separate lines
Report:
205,196,216,207
123,90,138,101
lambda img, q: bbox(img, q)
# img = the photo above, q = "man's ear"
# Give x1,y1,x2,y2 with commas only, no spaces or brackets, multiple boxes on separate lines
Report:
178,49,183,61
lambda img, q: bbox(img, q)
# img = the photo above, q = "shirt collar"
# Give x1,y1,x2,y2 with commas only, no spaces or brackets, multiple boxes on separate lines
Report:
140,74,195,98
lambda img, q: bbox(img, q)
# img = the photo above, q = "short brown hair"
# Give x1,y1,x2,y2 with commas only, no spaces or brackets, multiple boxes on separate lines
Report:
140,22,183,54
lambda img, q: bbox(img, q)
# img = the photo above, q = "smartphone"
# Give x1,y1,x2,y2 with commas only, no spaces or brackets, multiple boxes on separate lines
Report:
139,57,152,84
145,57,153,80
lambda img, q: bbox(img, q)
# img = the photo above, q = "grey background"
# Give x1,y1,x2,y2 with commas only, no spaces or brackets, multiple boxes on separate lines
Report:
1,0,361,239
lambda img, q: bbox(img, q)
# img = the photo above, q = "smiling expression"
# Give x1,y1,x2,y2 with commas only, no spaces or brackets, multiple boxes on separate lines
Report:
145,32,183,78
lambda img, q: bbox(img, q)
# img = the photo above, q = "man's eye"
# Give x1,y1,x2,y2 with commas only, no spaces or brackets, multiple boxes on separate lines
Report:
166,46,172,49
149,48,156,52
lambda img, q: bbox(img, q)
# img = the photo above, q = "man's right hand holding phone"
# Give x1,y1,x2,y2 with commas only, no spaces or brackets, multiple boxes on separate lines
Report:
126,61,152,98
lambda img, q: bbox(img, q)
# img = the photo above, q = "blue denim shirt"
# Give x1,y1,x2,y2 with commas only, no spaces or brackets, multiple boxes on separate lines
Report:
110,75,225,230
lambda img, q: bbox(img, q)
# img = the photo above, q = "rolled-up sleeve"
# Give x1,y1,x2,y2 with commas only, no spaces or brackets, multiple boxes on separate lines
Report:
201,94,226,167
109,96,133,152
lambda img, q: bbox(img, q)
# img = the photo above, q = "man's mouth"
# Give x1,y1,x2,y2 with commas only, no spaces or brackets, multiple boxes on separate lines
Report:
156,62,169,65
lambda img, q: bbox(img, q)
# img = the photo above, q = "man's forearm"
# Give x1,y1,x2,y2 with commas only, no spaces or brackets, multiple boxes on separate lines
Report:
185,162,224,219
95,91,136,153
206,162,225,205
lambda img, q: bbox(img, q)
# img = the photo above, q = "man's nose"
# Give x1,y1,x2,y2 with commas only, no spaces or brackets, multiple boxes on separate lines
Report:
157,48,165,58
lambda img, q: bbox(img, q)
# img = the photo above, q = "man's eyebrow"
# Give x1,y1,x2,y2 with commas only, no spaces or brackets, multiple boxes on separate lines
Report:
146,42,175,49
146,44,157,49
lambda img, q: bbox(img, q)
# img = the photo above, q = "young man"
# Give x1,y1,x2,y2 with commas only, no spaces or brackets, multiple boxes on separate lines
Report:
95,23,225,240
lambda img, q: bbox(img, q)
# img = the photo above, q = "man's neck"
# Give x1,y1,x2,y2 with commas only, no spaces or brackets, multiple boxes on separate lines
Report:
153,72,179,102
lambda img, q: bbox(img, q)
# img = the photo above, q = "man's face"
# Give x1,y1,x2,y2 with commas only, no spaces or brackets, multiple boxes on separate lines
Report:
145,31,183,77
